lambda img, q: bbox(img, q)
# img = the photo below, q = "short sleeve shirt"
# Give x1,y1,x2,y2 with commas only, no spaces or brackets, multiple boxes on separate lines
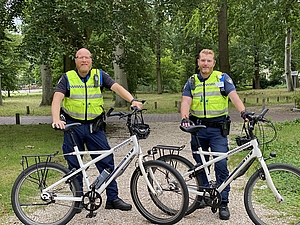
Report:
182,72,236,98
55,69,115,96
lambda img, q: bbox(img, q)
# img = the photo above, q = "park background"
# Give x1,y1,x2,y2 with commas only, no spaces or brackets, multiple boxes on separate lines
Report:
1,0,300,223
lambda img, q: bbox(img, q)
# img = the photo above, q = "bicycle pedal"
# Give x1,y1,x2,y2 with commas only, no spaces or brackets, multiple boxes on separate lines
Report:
211,207,217,213
86,212,97,218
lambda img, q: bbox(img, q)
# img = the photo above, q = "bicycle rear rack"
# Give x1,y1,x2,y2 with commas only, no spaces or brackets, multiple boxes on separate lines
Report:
20,151,59,171
148,145,185,160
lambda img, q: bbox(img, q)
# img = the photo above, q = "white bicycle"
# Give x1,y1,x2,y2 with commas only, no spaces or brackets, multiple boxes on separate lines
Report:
149,108,300,224
11,104,189,225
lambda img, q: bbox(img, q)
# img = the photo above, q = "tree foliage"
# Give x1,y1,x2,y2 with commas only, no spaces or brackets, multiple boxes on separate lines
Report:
2,0,300,105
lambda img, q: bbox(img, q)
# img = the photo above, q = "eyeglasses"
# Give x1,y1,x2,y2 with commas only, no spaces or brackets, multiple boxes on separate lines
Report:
75,56,92,60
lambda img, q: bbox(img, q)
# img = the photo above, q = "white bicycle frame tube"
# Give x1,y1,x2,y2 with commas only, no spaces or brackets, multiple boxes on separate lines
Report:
185,138,283,202
42,134,159,201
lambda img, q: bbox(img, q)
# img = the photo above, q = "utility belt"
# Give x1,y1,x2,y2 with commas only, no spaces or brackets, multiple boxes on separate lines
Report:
189,115,231,137
91,113,106,133
61,110,106,133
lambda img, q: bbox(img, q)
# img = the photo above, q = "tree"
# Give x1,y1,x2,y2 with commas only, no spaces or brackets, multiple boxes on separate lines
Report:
18,0,115,106
218,0,229,74
0,0,20,105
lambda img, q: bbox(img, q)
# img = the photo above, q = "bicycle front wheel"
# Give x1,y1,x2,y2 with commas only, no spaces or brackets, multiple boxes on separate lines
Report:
157,154,202,215
11,162,81,225
130,160,189,225
244,163,300,225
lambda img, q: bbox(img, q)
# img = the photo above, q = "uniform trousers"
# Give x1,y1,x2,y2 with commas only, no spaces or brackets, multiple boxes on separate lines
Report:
191,126,230,203
62,121,118,201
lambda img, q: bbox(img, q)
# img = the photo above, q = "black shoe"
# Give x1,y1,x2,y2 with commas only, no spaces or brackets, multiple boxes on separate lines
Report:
75,202,83,214
105,198,132,211
219,203,230,220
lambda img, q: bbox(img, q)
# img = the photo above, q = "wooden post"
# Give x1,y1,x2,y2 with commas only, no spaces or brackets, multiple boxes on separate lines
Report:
178,101,181,113
26,106,30,114
154,102,157,109
16,113,20,124
262,98,265,109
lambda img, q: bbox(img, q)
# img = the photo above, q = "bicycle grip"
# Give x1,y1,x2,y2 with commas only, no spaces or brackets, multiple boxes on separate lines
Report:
106,107,114,117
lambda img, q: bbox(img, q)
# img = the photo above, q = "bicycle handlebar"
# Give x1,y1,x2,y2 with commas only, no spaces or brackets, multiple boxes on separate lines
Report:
107,100,147,119
246,108,269,121
106,100,149,139
180,108,269,135
247,108,269,130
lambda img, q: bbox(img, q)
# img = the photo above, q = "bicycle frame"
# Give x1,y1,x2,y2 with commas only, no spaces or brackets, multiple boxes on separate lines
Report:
184,137,284,203
42,133,159,202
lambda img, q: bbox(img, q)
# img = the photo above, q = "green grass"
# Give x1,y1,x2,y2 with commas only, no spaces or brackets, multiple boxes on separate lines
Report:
0,123,119,221
0,125,63,219
229,119,300,169
0,88,298,116
0,92,183,116
228,119,300,222
1,88,300,222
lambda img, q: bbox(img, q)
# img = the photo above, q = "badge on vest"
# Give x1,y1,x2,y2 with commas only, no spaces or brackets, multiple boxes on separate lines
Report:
215,82,224,87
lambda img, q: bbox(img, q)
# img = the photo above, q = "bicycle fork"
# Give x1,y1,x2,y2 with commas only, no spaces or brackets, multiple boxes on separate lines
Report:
258,158,284,203
138,155,163,195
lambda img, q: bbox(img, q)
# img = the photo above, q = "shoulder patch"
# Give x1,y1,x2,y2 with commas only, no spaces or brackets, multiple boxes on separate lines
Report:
226,78,233,84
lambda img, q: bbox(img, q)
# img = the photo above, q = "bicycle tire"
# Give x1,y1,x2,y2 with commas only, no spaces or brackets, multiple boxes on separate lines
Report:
244,163,300,225
11,162,81,225
130,160,189,225
157,154,202,215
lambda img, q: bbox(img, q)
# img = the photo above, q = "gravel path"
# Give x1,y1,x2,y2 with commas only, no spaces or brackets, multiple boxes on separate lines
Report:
3,104,300,224
5,121,259,225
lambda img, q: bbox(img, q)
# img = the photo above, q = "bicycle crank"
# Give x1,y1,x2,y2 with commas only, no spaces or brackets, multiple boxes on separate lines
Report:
83,190,102,215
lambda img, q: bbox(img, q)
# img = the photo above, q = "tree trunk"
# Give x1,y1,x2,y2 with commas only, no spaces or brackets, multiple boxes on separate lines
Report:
0,75,2,105
40,64,54,106
156,32,162,94
218,0,230,74
195,39,200,74
113,43,128,107
252,45,260,89
64,54,76,73
285,27,293,92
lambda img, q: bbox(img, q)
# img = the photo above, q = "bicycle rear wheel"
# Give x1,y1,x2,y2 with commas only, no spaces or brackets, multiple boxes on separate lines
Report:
130,160,189,225
11,162,81,225
157,154,202,215
244,163,300,225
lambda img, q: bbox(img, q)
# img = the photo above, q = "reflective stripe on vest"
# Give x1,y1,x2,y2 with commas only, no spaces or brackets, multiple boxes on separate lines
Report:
190,71,228,118
62,69,104,120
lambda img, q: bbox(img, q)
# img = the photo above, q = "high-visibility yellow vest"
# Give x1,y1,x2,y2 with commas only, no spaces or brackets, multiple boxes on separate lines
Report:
190,71,228,118
62,69,104,120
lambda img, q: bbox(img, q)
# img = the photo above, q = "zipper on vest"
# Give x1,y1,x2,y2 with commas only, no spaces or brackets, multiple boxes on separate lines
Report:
84,79,88,121
203,80,206,118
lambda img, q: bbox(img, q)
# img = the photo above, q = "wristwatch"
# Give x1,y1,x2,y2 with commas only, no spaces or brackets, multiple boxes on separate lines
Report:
130,98,138,104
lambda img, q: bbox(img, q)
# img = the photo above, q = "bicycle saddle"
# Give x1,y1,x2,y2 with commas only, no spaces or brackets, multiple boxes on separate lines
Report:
179,125,206,134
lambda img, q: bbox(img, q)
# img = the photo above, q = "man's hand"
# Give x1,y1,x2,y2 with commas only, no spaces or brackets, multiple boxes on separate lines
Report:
131,100,143,109
180,118,194,127
241,110,251,121
52,120,66,129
